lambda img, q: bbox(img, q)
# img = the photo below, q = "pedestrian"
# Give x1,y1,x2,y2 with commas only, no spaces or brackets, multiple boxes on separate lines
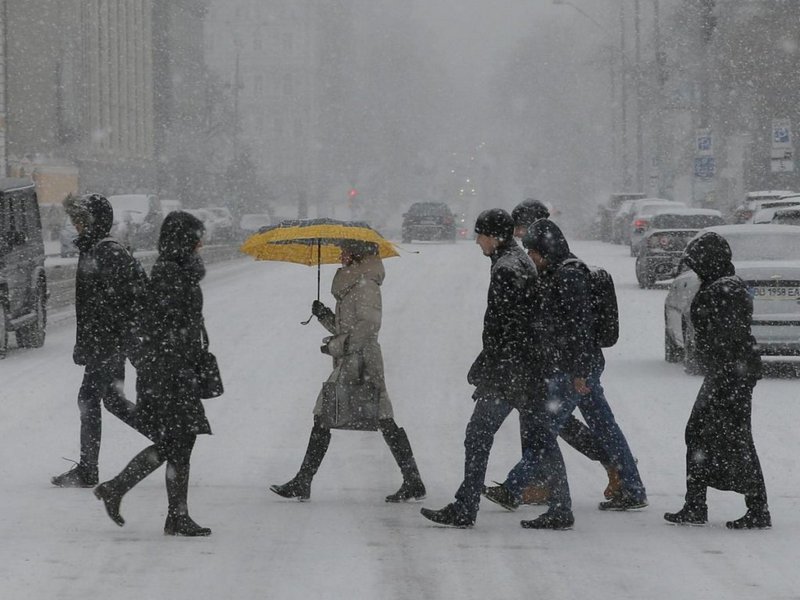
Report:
51,193,149,488
664,232,770,529
270,238,426,503
487,219,647,530
505,199,624,504
419,209,541,528
94,211,214,536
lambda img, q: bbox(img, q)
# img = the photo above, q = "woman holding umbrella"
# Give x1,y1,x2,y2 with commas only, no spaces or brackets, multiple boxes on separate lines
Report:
270,239,426,503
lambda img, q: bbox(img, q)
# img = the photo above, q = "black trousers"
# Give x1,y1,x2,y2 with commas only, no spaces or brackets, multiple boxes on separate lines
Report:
77,355,140,469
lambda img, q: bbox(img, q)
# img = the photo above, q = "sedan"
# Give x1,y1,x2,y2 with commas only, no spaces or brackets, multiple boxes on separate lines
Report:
664,224,800,373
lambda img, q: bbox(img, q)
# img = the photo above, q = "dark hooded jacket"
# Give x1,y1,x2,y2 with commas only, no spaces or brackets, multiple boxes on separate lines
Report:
467,238,540,407
523,219,596,378
685,232,761,376
69,194,147,366
135,211,211,438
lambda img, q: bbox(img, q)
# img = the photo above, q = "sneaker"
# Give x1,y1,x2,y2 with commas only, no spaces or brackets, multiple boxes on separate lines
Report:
726,509,771,530
51,463,98,488
482,483,519,512
164,514,212,537
420,504,475,528
386,479,426,503
598,494,648,511
269,478,310,501
663,504,708,526
520,484,550,506
520,508,575,530
94,482,125,527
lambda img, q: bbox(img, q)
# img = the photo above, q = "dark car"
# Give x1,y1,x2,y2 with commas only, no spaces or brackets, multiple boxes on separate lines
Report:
401,202,456,243
0,178,48,357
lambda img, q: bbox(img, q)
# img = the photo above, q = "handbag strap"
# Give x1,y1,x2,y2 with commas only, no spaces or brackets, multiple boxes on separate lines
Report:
200,321,210,351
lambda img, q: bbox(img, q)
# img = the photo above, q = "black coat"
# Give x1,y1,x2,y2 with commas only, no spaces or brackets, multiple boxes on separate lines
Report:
135,212,211,439
684,232,765,495
72,196,146,366
467,241,540,407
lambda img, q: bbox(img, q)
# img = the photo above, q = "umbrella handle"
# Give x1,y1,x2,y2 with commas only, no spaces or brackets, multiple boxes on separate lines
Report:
300,314,313,326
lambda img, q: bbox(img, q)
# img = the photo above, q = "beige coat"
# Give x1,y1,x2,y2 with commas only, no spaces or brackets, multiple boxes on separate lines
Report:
313,255,394,420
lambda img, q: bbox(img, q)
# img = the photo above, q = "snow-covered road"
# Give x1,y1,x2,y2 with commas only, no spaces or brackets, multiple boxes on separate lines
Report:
1,239,798,600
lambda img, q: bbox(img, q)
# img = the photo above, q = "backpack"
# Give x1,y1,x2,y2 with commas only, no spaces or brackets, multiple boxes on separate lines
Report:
560,258,619,348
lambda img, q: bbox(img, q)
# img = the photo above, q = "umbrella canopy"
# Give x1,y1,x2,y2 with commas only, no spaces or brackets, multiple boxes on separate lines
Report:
240,218,399,265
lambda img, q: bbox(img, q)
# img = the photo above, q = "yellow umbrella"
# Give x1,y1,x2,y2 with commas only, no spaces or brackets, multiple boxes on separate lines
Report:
240,218,399,321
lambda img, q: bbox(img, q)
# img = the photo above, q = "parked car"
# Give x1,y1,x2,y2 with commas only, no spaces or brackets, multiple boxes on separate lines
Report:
771,206,800,226
108,194,163,251
239,213,272,238
59,216,79,257
610,199,637,244
596,192,646,242
664,224,800,373
0,178,48,358
627,199,687,255
731,190,796,223
401,202,456,243
205,206,235,241
743,197,800,224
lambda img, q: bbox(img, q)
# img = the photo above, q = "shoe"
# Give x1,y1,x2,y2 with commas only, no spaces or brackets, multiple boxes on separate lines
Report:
663,504,708,526
482,483,519,512
269,478,310,501
603,466,623,500
726,509,771,530
598,494,648,511
520,508,575,530
51,463,98,488
386,479,426,503
94,482,124,527
164,514,212,537
420,504,475,528
520,484,550,505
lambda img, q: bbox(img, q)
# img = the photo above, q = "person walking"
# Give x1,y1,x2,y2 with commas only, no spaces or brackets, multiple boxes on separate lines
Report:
270,239,425,503
94,211,215,536
51,194,149,488
664,232,770,529
419,209,541,528
509,198,623,504
487,219,647,530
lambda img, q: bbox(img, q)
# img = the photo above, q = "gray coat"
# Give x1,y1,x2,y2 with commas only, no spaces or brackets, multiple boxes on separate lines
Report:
313,255,394,420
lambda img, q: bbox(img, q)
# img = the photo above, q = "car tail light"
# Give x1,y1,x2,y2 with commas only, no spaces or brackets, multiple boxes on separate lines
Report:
634,218,649,229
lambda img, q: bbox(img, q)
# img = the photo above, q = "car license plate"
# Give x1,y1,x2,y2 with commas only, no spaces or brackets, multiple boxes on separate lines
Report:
752,286,800,300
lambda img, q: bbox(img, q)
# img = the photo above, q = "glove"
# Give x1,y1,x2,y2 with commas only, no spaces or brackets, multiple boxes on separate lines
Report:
312,300,332,319
320,336,332,355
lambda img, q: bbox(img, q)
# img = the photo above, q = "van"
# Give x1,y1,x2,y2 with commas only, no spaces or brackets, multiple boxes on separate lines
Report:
0,178,48,357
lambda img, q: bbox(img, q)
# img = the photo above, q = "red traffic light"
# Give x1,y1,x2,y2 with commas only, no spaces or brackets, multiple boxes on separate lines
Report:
348,188,358,199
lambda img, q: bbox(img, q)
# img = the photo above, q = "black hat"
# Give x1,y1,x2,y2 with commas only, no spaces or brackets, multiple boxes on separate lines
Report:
63,193,113,238
511,198,550,227
521,218,570,263
474,209,514,240
683,231,733,281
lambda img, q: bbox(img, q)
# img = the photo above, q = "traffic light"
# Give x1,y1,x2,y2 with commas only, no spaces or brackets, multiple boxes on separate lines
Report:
348,188,358,200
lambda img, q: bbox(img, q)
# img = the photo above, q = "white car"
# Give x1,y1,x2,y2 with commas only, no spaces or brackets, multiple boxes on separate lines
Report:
732,190,797,223
747,197,800,223
664,224,800,372
205,206,235,241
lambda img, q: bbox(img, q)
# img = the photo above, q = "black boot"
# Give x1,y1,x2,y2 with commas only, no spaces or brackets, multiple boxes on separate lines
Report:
270,421,331,501
52,462,98,488
726,497,771,530
381,421,426,503
165,458,211,536
520,508,575,530
663,504,708,526
420,503,475,528
94,446,163,527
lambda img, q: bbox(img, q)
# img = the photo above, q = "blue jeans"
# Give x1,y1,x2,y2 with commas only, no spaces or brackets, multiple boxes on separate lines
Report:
505,373,578,511
453,389,537,520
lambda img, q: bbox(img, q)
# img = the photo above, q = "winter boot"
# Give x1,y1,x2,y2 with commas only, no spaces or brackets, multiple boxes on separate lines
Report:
420,503,475,528
520,484,551,505
482,483,520,511
663,504,708,526
520,508,575,530
51,462,98,488
603,465,623,500
269,421,331,501
726,509,771,530
94,446,163,527
165,459,211,536
598,493,648,511
164,514,212,537
381,422,426,502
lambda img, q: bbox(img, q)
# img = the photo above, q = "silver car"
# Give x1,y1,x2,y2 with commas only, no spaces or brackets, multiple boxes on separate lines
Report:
664,224,800,372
